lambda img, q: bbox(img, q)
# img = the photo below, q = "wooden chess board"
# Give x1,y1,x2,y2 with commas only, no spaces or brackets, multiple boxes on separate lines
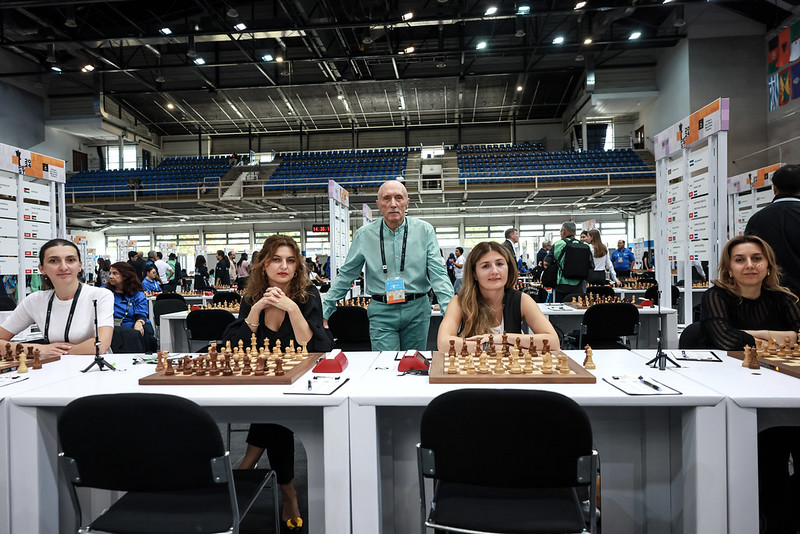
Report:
428,350,596,384
727,351,800,380
138,352,319,385
0,354,61,373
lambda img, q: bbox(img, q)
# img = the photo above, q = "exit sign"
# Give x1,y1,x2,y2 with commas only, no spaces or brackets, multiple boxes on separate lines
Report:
312,224,330,232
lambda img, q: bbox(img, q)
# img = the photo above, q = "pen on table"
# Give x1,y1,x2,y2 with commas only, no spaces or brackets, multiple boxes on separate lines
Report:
638,376,662,391
313,376,341,380
307,379,312,391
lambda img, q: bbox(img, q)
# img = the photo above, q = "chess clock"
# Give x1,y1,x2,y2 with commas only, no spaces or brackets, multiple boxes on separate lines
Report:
398,350,430,372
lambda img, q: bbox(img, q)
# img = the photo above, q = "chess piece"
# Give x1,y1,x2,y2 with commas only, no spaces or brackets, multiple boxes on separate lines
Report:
182,355,192,375
238,339,244,354
487,334,495,357
541,339,550,354
17,350,28,373
32,348,42,370
254,355,266,376
5,343,12,361
165,357,175,376
478,351,490,374
493,352,505,374
447,354,458,374
501,331,509,355
449,339,456,358
301,342,308,356
583,345,595,369
523,351,534,374
222,353,233,376
742,345,752,368
195,357,207,376
156,351,166,372
749,347,761,370
15,343,24,357
273,339,282,356
558,354,570,374
460,340,469,359
274,357,285,376
242,354,252,375
250,332,258,349
541,352,553,374
464,354,476,375
508,348,522,374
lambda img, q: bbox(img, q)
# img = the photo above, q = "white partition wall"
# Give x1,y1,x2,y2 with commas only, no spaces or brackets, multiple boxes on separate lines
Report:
327,180,350,281
0,142,66,301
728,163,782,236
653,99,729,322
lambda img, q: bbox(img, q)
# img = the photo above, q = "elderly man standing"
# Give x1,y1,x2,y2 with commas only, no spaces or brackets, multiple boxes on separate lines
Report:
502,227,519,262
322,179,453,351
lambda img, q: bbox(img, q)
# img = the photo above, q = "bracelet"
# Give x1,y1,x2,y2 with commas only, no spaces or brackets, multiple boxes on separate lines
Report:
244,319,259,329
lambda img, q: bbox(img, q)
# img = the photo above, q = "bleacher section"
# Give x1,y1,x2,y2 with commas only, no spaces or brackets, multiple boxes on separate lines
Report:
65,156,231,198
64,145,655,199
457,146,654,183
265,148,409,191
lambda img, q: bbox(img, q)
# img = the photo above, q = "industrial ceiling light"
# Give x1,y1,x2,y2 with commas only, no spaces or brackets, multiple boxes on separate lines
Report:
262,53,274,61
46,43,57,63
275,56,284,62
629,31,642,40
193,57,206,65
436,59,447,68
226,6,239,18
65,17,77,28
552,36,565,44
166,103,174,109
584,37,593,44
674,5,686,27
402,12,413,21
476,41,487,50
574,1,586,9
155,74,166,83
517,5,531,14
159,27,172,35
485,6,498,15
516,85,523,91
187,35,197,58
574,54,584,61
234,22,246,31
337,93,344,100
50,65,62,73
403,46,415,54
81,64,94,72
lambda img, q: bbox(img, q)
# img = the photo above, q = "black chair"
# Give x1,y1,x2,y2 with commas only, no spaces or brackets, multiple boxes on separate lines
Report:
679,322,711,349
578,302,640,349
185,309,236,352
586,285,616,299
213,291,242,306
643,284,680,306
327,306,371,351
155,292,186,304
0,296,16,310
111,326,144,353
418,389,598,534
58,393,279,534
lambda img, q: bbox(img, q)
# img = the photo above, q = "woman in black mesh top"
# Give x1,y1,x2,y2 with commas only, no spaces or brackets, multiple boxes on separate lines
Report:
701,235,800,350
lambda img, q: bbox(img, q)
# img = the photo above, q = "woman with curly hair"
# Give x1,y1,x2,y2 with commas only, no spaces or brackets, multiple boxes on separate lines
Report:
106,261,157,352
701,234,800,350
437,241,559,353
224,234,332,532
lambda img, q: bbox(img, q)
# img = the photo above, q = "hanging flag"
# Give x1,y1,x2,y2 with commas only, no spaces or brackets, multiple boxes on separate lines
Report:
778,27,791,67
768,73,780,111
792,63,800,100
791,20,800,62
768,36,779,73
779,68,792,106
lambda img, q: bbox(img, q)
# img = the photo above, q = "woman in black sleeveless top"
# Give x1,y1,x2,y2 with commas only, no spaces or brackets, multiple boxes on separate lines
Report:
437,241,559,353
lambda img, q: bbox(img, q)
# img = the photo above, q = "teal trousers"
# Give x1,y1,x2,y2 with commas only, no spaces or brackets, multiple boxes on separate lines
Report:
367,296,431,351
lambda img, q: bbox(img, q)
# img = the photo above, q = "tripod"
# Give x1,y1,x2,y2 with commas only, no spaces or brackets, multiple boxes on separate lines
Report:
82,300,117,373
644,287,680,370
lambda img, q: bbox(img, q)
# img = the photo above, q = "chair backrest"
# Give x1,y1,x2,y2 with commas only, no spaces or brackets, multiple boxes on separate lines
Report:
58,393,225,492
153,299,189,324
679,321,710,349
420,389,593,488
213,291,242,305
586,285,615,299
327,306,370,342
111,326,144,353
155,292,186,303
582,302,640,338
0,296,16,310
186,309,236,341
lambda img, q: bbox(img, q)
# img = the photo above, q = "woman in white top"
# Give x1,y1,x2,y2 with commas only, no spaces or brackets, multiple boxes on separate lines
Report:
437,241,558,353
0,239,114,355
587,229,620,287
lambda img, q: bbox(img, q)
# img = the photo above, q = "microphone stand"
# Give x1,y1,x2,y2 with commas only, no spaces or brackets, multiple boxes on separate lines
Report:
82,299,117,372
645,286,679,370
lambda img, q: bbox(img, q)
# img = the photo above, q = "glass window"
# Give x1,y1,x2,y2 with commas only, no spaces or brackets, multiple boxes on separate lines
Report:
305,231,331,257
106,145,138,170
435,226,460,251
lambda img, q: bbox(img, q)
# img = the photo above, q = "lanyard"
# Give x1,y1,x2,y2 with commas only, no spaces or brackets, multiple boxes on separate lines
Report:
44,283,82,344
379,221,409,279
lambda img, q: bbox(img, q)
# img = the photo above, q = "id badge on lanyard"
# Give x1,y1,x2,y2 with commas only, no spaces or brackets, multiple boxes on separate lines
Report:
380,222,409,305
385,277,406,304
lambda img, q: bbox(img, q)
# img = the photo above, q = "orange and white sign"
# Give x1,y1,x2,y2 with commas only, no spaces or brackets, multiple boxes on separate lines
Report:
654,98,730,160
0,142,65,183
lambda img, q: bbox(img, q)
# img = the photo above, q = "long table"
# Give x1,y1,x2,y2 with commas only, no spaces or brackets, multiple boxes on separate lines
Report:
2,349,798,534
539,303,679,348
